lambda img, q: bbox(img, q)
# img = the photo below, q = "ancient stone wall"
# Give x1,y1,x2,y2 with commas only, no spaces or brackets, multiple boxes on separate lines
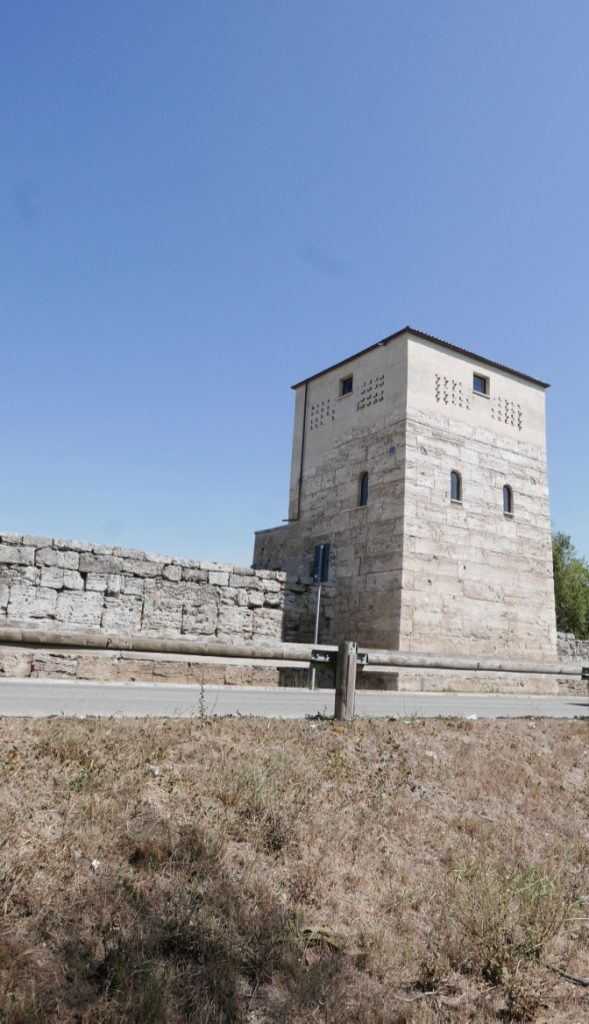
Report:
0,532,287,643
0,531,580,674
558,632,589,663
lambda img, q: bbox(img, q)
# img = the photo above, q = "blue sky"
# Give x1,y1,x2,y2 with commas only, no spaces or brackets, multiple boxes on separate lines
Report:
2,0,588,564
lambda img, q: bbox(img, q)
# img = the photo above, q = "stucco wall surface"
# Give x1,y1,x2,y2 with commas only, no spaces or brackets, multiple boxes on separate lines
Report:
0,532,286,643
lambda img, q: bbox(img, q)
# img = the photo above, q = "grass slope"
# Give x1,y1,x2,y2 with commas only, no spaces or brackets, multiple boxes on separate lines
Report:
1,716,588,1023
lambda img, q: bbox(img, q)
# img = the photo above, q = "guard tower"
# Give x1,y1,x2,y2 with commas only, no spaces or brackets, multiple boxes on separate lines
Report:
253,326,557,658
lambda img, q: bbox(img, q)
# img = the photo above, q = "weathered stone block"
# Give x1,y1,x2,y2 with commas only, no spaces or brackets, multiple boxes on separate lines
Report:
208,570,230,586
184,662,226,685
252,607,283,639
217,605,253,639
101,596,143,633
116,655,152,680
230,572,263,590
122,558,161,577
32,651,78,678
181,603,217,636
0,544,34,566
141,594,183,633
121,575,152,596
8,584,57,620
39,567,66,590
1,566,39,587
0,649,33,677
144,551,171,564
55,591,104,627
183,582,215,605
113,547,147,560
182,567,208,583
162,564,182,582
76,654,126,681
21,535,50,547
63,570,85,591
106,574,122,596
36,547,79,569
86,573,108,592
54,537,93,552
78,553,123,574
149,660,189,681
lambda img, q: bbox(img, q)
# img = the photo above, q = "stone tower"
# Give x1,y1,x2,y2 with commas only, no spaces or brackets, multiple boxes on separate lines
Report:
253,326,557,658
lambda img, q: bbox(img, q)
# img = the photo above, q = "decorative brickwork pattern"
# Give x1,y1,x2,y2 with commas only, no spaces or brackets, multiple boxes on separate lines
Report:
309,398,335,430
491,395,523,430
356,374,385,411
434,374,471,409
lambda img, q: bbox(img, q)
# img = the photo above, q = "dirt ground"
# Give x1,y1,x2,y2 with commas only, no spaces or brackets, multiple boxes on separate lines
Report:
1,715,588,1023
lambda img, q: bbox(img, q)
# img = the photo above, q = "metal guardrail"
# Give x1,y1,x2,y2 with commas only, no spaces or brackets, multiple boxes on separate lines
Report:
311,648,368,666
0,625,581,675
0,625,586,720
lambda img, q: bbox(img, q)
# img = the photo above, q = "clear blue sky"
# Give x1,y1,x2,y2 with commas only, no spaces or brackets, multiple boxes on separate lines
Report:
2,0,588,564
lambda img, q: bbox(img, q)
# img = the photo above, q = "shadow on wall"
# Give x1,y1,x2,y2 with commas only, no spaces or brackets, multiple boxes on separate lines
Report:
253,527,335,645
254,530,401,690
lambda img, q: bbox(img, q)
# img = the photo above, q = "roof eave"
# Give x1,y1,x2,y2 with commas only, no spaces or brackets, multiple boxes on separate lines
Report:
291,325,550,391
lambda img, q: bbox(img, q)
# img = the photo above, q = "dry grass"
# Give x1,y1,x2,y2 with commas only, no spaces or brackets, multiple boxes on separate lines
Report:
1,715,589,1022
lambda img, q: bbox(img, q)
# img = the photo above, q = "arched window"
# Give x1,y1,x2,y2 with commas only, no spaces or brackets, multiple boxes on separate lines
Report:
503,485,513,514
358,472,369,507
450,470,462,503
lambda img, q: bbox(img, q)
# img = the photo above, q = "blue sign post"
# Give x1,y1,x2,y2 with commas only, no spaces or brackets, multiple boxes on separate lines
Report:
310,543,330,689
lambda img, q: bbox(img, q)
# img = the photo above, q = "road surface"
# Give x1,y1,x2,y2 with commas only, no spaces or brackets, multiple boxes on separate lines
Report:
0,678,587,718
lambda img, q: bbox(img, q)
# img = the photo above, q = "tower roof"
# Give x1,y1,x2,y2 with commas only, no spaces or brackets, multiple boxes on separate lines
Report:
291,326,550,390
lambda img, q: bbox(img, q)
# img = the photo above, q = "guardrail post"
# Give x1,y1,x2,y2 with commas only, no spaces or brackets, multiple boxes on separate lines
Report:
334,641,357,720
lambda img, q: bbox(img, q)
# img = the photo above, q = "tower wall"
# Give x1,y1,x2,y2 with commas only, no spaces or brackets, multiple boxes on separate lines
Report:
399,337,556,658
254,329,557,658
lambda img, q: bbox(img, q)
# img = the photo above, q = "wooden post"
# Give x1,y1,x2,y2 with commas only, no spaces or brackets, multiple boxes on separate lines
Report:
334,641,357,720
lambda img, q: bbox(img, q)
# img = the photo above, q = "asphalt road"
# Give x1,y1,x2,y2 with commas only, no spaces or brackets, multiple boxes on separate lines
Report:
0,678,587,719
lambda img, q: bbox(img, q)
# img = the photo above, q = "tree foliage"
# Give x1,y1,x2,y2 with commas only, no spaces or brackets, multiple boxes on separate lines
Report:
552,531,589,638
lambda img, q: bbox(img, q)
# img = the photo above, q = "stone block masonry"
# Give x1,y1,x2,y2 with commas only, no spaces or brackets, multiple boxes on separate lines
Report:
0,530,582,692
254,327,558,661
558,633,589,663
0,532,287,643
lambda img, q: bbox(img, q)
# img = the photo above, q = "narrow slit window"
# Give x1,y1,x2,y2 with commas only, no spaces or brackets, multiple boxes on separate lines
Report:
503,485,513,514
358,472,369,507
450,470,462,503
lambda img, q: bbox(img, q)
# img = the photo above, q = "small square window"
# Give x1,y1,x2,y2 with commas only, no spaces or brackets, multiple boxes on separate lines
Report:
340,375,353,396
473,373,489,396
